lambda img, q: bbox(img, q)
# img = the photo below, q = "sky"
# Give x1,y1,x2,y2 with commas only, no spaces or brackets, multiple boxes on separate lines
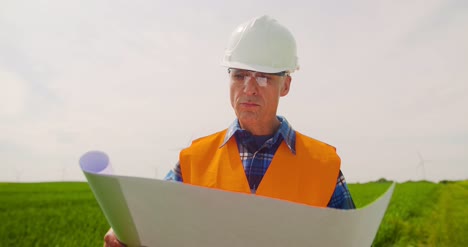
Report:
1,0,467,183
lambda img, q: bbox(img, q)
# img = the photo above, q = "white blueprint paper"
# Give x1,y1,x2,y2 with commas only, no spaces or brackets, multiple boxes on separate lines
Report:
80,151,395,247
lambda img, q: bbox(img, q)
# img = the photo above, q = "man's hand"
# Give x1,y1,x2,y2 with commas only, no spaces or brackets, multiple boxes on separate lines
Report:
103,228,126,247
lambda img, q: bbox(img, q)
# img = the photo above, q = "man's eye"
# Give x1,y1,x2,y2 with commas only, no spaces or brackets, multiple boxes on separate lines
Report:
233,74,245,80
257,74,272,80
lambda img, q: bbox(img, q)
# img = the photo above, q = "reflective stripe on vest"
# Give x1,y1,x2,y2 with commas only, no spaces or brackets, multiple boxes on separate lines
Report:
179,129,340,207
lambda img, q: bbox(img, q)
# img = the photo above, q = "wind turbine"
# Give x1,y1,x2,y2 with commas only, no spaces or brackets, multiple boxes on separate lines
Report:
416,151,429,181
61,165,66,181
16,169,22,182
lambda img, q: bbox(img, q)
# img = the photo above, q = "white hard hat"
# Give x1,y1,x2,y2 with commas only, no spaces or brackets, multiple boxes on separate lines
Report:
221,15,299,73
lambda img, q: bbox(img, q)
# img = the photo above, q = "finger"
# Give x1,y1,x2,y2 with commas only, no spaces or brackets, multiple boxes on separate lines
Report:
103,238,122,247
104,230,126,247
114,239,127,247
104,228,113,241
104,229,116,246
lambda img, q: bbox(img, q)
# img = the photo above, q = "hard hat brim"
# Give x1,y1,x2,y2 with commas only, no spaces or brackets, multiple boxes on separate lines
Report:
221,60,294,74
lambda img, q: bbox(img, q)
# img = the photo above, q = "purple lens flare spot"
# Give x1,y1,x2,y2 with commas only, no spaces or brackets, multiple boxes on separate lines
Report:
79,151,110,173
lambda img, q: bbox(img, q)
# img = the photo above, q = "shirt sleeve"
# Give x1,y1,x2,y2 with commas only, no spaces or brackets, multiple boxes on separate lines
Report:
327,170,356,209
164,161,184,182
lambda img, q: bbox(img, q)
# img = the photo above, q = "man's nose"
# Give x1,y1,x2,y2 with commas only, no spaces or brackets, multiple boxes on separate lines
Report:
243,76,258,95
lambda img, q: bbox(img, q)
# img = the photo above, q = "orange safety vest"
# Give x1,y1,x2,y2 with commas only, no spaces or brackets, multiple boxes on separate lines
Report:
179,129,340,207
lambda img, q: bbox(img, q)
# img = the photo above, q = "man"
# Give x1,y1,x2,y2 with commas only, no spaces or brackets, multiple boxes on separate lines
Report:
104,15,355,247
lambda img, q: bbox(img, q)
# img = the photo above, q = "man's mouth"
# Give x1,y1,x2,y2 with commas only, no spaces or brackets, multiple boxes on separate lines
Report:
240,102,259,107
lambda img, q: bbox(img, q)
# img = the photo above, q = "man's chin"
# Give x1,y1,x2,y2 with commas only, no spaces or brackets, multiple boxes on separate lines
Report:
237,113,258,123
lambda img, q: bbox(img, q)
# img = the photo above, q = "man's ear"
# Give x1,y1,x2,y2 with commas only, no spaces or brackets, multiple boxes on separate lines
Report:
280,75,291,97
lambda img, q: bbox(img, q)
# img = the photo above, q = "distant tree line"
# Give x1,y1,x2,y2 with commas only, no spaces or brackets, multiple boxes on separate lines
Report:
372,178,461,184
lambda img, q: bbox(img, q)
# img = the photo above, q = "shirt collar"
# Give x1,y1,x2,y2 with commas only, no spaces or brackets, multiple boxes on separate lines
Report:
220,116,296,154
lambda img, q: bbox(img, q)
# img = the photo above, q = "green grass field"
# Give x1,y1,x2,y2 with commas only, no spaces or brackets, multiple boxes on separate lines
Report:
1,181,467,246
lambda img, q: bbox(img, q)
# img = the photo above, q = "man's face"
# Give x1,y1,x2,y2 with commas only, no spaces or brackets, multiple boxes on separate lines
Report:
229,68,291,127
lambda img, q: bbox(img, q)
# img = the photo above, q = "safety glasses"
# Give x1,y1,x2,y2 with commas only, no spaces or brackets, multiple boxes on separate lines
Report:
228,68,288,87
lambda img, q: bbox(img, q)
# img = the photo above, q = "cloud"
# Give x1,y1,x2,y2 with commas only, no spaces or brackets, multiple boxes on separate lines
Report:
0,0,466,182
0,69,29,116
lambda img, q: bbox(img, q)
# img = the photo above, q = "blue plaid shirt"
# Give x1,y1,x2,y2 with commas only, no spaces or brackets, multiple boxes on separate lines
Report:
166,116,355,209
